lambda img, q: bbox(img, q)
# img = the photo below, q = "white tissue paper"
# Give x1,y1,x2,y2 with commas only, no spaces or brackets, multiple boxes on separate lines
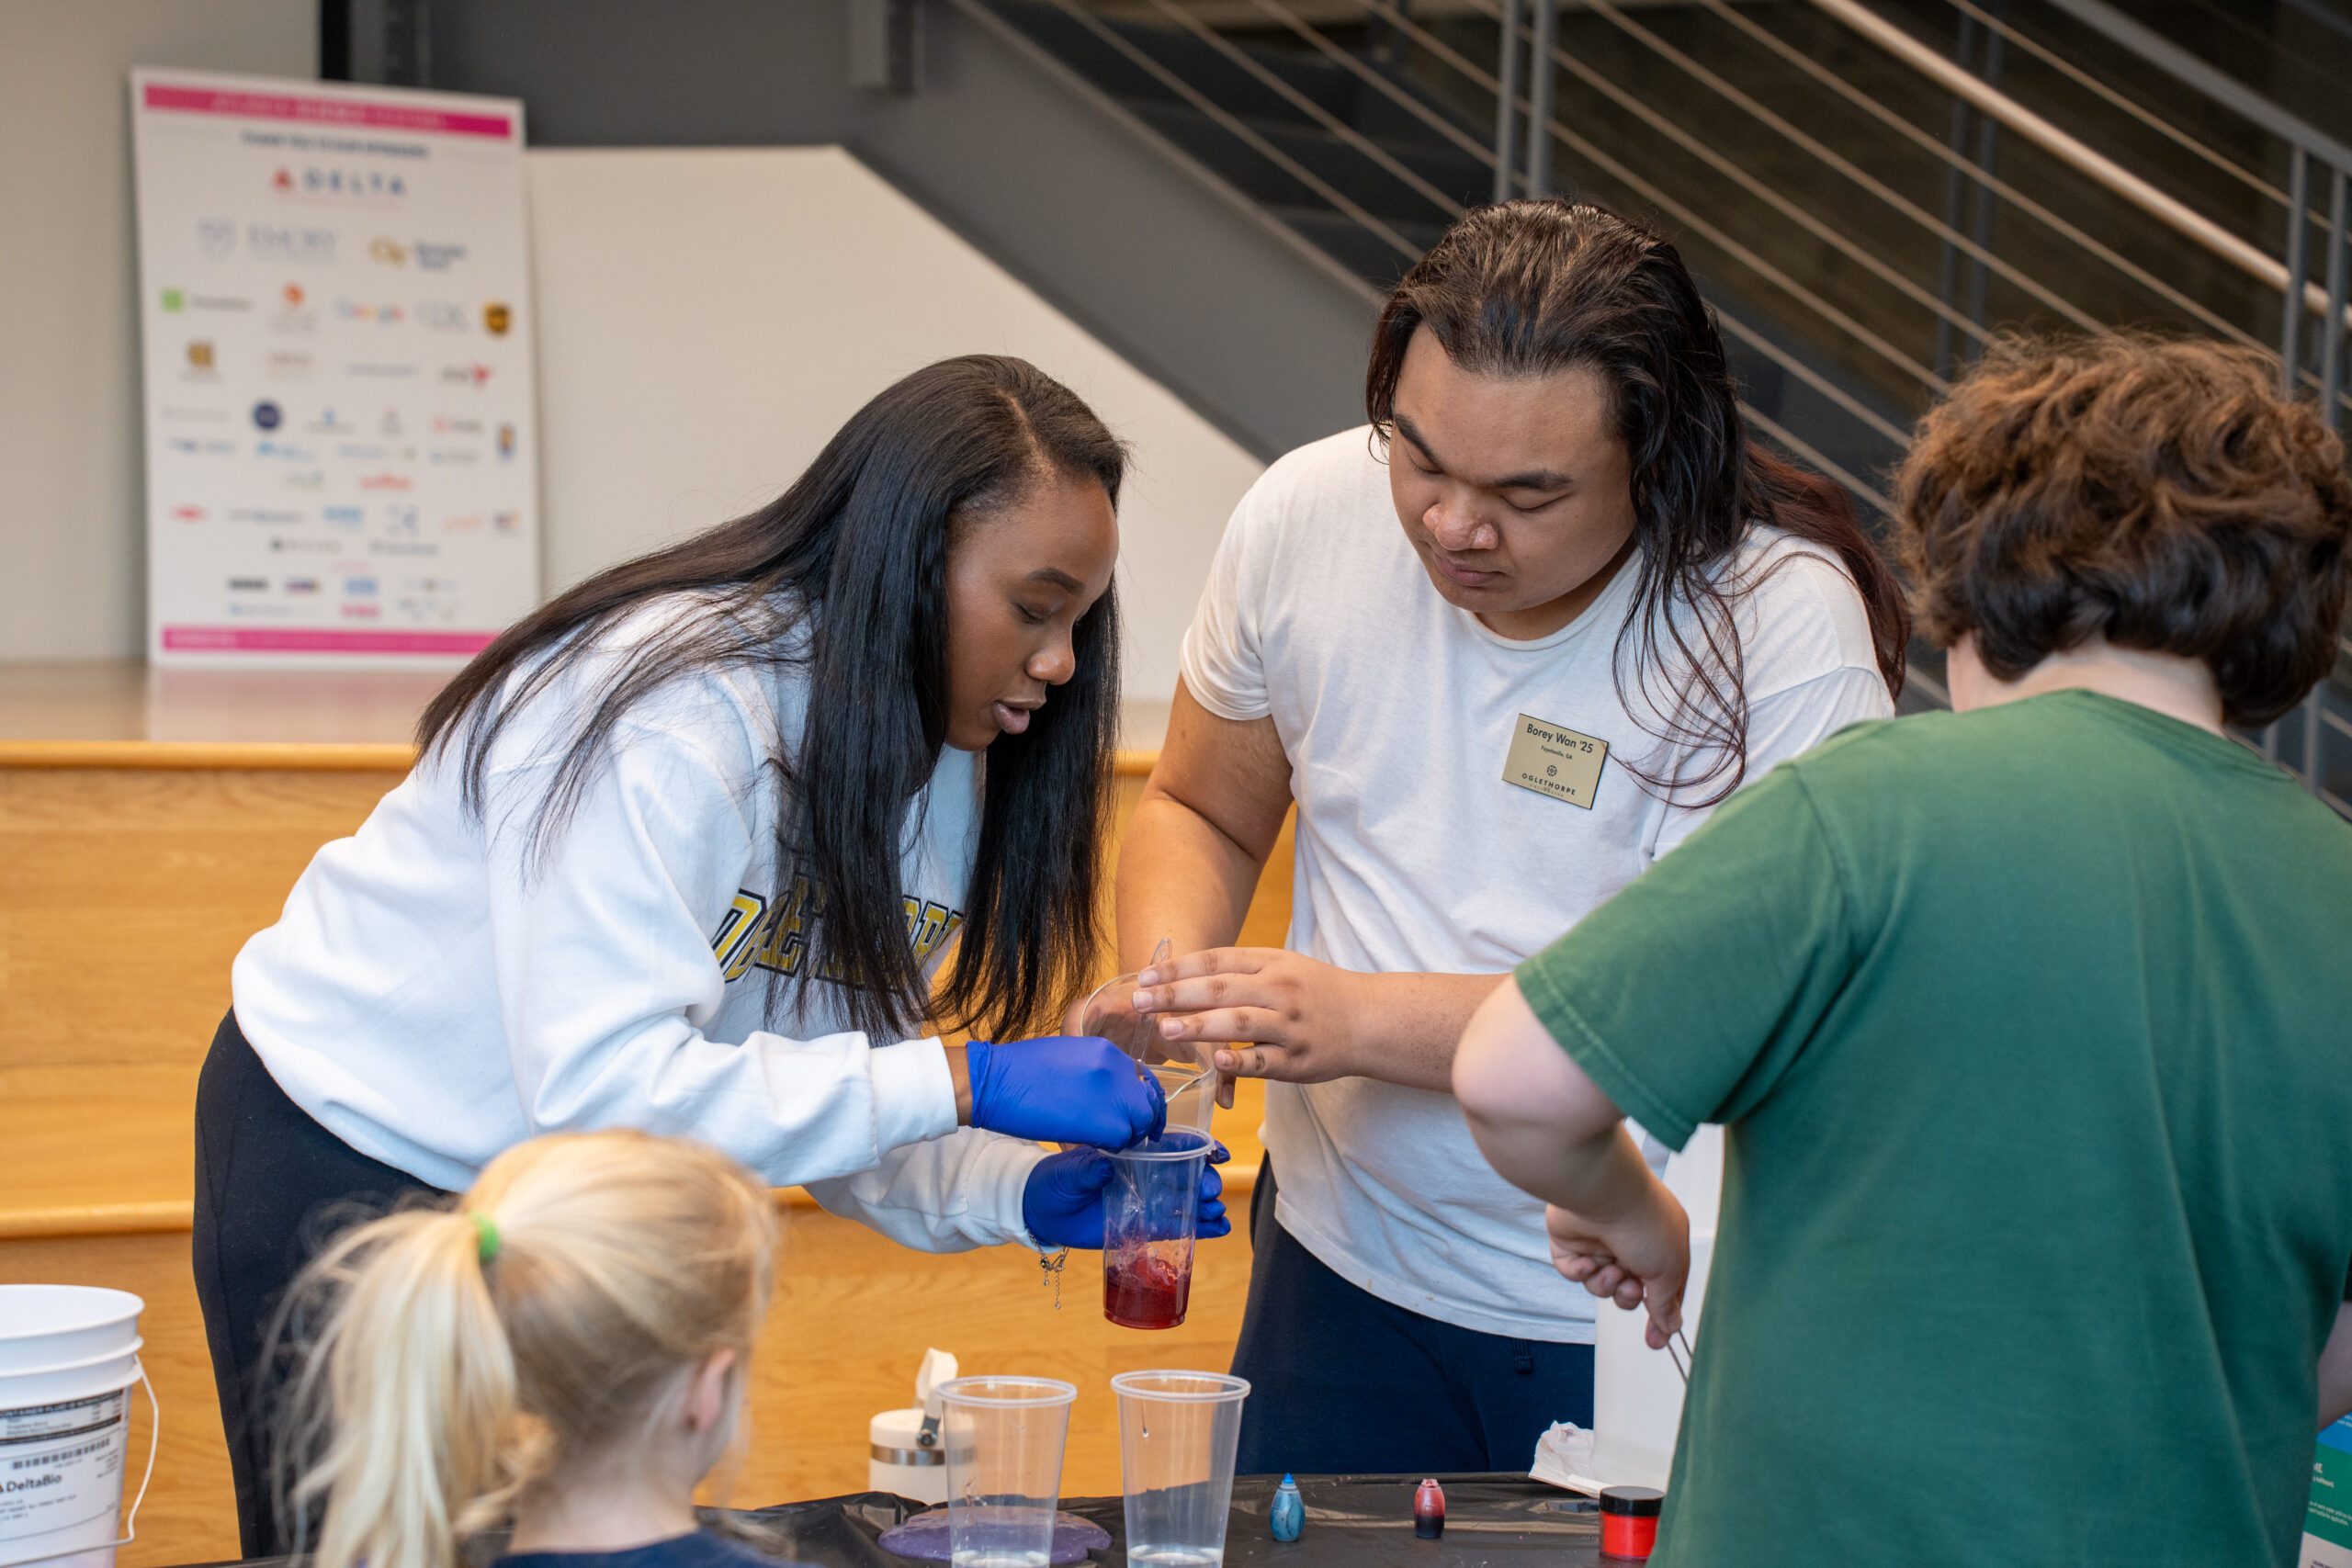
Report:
1530,1421,1599,1494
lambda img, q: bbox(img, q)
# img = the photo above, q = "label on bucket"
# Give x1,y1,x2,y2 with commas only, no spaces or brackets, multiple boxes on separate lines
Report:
0,1391,128,1550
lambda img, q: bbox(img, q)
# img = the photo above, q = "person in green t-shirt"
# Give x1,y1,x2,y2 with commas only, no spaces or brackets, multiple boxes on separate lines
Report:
1453,333,2352,1566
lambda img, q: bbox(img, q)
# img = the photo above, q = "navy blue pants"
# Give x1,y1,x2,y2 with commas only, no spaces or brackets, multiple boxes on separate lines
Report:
192,1010,445,1558
1227,1158,1594,1476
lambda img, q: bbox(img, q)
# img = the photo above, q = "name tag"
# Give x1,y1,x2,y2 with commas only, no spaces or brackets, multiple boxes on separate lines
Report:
1502,712,1610,809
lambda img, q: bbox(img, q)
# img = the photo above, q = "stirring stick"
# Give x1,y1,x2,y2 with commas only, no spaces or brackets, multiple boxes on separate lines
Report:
1666,1327,1695,1385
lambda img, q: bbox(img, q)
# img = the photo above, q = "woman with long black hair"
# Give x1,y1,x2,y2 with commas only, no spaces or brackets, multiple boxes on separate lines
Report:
192,355,1222,1555
1114,200,1911,1473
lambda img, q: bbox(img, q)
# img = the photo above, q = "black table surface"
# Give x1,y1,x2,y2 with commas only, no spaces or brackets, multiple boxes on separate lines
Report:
727,1472,1604,1566
195,1473,1611,1568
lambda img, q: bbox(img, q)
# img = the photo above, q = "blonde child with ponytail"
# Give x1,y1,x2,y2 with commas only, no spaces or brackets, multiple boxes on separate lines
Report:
272,1129,803,1568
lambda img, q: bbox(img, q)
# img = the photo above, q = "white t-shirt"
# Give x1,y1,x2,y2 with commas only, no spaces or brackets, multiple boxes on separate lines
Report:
233,593,1046,1253
1180,428,1893,1340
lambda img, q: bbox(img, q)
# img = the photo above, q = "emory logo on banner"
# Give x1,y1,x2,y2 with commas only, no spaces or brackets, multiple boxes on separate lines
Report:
130,68,540,667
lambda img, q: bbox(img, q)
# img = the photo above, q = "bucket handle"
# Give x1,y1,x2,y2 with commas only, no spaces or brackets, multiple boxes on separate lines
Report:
8,1363,159,1568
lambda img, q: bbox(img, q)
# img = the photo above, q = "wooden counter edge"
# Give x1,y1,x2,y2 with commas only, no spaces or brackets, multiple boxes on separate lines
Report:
0,741,1163,776
0,1201,198,1239
0,740,418,772
0,1165,1255,1241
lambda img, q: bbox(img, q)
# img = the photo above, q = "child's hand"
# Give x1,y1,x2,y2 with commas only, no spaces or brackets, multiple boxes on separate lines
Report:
1545,1180,1690,1348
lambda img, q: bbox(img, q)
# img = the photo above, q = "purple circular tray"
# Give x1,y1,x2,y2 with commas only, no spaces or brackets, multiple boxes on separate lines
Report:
875,1507,1111,1563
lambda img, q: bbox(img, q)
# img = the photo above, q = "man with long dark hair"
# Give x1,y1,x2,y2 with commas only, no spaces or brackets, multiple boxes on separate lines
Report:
1117,201,1911,1472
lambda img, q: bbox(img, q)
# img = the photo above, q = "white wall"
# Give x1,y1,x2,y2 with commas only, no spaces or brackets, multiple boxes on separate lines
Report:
0,52,1261,690
526,147,1263,704
0,0,316,660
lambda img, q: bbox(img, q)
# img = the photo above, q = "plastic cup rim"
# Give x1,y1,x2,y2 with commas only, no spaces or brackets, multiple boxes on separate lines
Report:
1109,1370,1252,1402
934,1374,1079,1408
0,1285,144,1342
1105,1128,1214,1163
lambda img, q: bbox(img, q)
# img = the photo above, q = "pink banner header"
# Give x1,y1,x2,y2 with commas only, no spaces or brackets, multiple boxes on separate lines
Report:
142,82,513,140
163,626,497,656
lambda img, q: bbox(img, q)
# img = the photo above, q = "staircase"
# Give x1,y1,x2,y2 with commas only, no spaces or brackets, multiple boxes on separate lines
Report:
961,0,2352,802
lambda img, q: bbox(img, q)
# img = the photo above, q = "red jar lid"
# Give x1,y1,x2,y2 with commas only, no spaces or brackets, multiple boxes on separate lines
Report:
1599,1485,1664,1517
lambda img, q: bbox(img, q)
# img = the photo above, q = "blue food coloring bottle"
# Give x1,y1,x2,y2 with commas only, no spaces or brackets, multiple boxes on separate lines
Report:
1271,1474,1305,1541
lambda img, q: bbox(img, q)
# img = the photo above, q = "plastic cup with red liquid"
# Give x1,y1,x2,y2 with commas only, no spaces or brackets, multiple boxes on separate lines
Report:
1102,1128,1214,1330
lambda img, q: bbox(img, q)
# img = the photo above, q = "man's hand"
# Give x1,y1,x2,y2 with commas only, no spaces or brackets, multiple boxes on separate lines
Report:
1545,1188,1690,1348
1133,947,1367,1105
1132,951,1498,1099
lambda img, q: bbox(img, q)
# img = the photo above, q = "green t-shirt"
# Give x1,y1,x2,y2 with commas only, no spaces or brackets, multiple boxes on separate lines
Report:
1516,691,2352,1566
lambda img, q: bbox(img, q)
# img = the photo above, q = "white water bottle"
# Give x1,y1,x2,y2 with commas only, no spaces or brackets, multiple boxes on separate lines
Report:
867,1348,956,1504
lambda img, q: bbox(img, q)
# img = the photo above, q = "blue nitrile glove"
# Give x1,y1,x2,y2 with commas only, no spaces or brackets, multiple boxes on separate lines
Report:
1022,1141,1233,1250
966,1035,1166,1148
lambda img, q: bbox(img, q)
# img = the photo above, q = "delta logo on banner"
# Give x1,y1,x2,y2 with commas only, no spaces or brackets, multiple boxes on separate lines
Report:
130,68,540,667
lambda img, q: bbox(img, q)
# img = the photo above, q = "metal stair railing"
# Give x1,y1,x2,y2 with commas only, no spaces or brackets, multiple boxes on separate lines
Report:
1028,0,1425,262
1809,0,2352,364
1497,0,2350,802
1127,0,1464,224
1044,0,1917,519
1024,0,2348,800
1683,0,2264,356
1243,0,1918,510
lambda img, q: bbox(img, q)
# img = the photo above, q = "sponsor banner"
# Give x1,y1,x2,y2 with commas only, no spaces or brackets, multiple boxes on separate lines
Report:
132,68,538,666
161,626,498,655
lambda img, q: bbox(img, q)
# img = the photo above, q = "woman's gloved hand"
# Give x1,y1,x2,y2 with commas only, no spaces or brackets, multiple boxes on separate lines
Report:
1021,1142,1232,1250
966,1036,1166,1148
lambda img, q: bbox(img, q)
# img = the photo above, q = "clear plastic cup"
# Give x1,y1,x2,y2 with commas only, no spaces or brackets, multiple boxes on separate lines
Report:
1080,944,1227,1120
1112,1371,1251,1565
1150,1061,1216,1135
1080,961,1162,1061
936,1375,1077,1567
1102,1129,1213,1330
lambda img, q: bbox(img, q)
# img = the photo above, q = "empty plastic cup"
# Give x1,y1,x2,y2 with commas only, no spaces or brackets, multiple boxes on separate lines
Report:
936,1375,1077,1567
1102,1129,1214,1330
1112,1371,1251,1565
1080,949,1227,1118
1080,963,1162,1060
1150,1062,1216,1135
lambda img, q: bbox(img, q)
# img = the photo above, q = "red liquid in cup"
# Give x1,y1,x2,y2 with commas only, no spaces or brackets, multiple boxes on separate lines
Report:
1103,1246,1193,1329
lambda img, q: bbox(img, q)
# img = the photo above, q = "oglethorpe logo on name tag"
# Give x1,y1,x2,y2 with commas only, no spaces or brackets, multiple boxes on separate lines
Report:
1502,713,1610,809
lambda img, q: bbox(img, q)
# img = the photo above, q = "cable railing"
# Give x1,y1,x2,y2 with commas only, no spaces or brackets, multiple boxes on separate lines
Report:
970,0,2350,806
1299,0,1922,502
1501,0,2346,801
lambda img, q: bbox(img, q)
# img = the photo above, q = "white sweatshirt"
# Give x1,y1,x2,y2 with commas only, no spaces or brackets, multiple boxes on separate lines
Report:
232,594,1046,1251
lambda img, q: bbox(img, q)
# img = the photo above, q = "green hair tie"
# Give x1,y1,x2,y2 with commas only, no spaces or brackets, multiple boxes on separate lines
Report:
470,1213,501,1264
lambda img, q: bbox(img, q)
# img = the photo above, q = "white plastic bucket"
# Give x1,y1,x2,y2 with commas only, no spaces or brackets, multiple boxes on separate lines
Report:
0,1288,158,1568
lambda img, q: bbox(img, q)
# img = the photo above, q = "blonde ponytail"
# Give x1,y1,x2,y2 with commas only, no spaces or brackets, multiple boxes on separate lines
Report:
274,1132,776,1568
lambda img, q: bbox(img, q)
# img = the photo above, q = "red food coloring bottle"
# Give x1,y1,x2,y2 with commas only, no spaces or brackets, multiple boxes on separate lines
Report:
1412,1478,1445,1540
1599,1484,1663,1560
